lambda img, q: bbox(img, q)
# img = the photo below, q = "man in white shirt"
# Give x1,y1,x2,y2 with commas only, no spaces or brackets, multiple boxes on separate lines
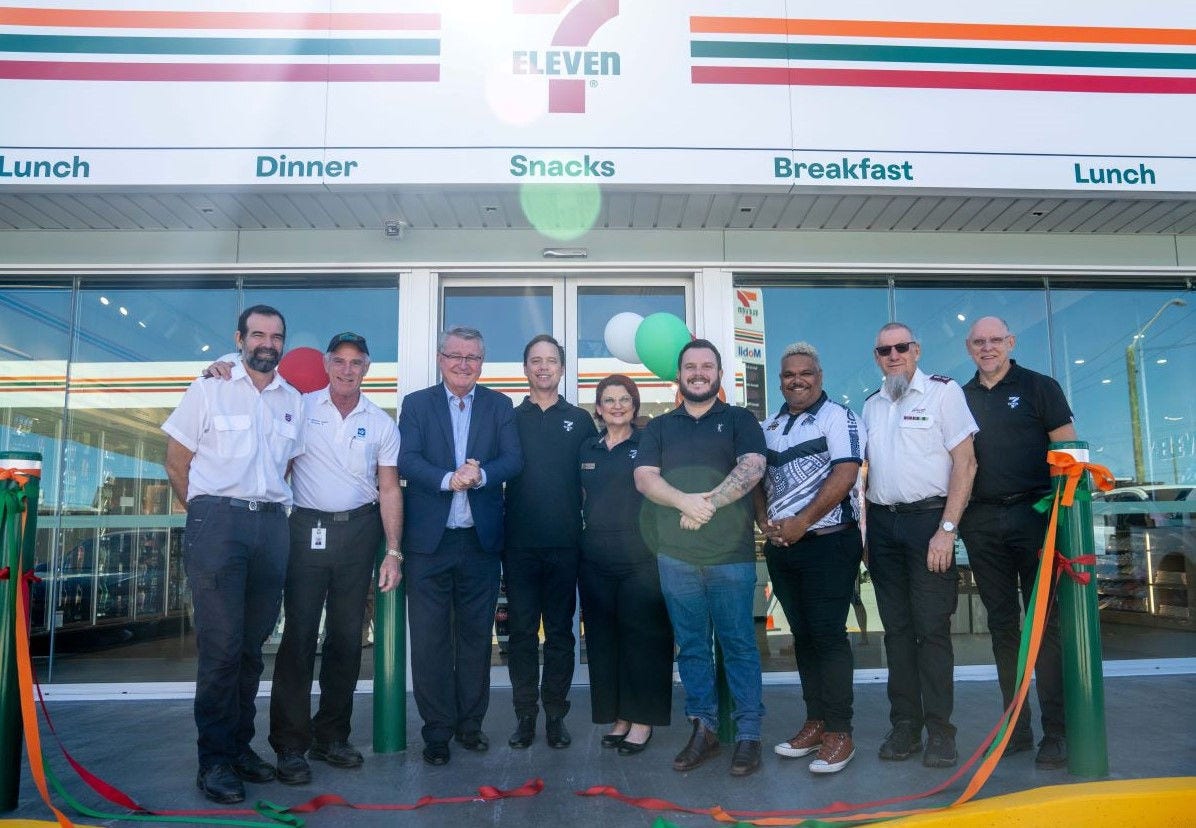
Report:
862,322,977,770
163,305,303,805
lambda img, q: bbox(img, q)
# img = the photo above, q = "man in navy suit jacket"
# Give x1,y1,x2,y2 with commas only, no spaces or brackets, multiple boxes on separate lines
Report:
399,326,522,766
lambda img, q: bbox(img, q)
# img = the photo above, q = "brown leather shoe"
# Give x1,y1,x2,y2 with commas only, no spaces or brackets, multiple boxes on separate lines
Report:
729,740,762,777
672,719,720,772
774,719,825,758
809,732,855,774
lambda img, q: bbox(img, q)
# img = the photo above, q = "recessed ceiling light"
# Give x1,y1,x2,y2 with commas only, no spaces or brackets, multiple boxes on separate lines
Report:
119,306,128,316
956,314,966,322
99,296,109,305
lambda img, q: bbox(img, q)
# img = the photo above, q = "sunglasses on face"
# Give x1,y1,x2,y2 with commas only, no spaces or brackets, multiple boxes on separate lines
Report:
874,341,916,357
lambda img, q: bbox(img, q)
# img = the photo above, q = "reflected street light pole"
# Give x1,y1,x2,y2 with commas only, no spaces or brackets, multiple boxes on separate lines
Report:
1125,298,1186,483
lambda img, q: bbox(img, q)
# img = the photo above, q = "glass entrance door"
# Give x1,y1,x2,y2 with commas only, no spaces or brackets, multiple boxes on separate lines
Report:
440,274,692,409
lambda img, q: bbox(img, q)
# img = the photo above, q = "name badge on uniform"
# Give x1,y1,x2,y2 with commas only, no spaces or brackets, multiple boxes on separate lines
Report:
901,412,932,429
311,526,327,550
580,462,596,470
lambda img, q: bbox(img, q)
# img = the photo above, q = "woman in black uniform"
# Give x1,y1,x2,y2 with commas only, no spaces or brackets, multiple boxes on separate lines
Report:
579,374,674,755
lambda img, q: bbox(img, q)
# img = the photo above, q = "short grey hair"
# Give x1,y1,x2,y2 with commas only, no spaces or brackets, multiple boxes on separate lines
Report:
438,326,485,357
877,321,917,342
781,341,821,371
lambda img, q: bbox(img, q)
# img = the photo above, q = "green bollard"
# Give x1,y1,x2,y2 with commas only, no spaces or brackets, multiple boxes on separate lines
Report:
714,641,735,743
0,451,41,813
1050,440,1108,778
372,543,406,753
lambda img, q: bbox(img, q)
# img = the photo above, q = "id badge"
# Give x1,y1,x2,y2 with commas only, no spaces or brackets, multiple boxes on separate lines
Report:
311,526,327,550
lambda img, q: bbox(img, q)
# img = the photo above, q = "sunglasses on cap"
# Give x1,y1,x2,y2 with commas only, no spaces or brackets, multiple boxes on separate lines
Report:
874,341,916,357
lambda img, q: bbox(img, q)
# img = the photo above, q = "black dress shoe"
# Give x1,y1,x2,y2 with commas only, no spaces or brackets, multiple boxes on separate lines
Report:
231,748,276,783
545,716,571,749
730,739,762,777
601,732,628,748
673,719,720,772
422,742,450,766
275,749,312,786
196,764,245,804
617,728,653,756
455,730,490,752
508,716,536,749
308,740,364,769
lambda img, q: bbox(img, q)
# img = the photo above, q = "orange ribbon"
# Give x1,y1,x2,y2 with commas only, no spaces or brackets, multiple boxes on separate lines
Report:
1046,450,1115,506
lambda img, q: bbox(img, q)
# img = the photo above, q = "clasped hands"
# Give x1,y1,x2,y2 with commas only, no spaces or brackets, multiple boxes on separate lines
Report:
757,513,809,547
678,491,716,531
450,458,481,492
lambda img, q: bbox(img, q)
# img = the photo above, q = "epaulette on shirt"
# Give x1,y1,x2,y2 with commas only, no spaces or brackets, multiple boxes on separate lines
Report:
929,374,952,383
864,389,880,401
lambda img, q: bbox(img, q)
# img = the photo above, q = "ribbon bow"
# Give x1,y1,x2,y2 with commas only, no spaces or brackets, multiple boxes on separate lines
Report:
1046,450,1115,507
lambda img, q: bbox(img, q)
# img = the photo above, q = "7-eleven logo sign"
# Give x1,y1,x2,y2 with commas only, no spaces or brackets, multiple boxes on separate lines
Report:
735,289,762,329
512,0,620,113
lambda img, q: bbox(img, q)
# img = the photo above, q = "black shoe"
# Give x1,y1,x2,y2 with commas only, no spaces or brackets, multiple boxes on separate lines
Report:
1035,735,1067,769
196,764,245,804
275,749,312,786
1003,730,1036,757
545,716,571,749
422,742,450,766
230,748,276,783
508,716,536,749
617,728,653,756
601,732,628,748
455,730,490,752
923,731,958,768
878,721,923,761
672,719,720,772
308,740,364,769
730,740,762,777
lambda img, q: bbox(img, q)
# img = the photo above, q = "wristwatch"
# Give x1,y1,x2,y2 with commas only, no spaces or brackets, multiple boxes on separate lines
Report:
940,521,957,534
385,548,403,561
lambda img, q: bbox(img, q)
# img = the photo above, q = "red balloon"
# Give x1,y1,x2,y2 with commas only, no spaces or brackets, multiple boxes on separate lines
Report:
278,346,328,393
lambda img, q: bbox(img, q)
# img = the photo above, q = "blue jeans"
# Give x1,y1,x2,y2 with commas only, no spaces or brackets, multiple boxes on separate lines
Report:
656,554,764,741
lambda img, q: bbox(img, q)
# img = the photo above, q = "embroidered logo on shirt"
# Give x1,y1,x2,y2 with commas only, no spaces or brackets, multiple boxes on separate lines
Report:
717,424,725,433
1007,396,1021,410
357,427,367,437
284,413,293,422
628,449,637,459
563,420,574,432
767,420,780,430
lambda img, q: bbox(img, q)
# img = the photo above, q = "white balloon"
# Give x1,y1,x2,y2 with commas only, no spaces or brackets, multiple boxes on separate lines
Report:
603,312,644,364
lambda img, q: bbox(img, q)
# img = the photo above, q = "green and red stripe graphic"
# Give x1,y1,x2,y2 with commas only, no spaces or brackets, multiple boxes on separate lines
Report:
691,16,1196,94
0,5,441,82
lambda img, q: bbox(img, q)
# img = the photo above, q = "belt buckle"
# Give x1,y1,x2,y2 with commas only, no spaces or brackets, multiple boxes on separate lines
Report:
247,499,259,512
887,504,898,512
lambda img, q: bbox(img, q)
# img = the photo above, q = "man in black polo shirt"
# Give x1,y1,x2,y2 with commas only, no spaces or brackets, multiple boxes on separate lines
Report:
634,339,767,777
504,334,598,750
960,316,1077,770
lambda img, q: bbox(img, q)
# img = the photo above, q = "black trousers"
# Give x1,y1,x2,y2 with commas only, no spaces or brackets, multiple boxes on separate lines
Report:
503,545,580,720
183,498,288,770
578,529,673,726
867,505,959,737
268,506,380,753
960,500,1065,739
406,528,500,745
765,527,863,733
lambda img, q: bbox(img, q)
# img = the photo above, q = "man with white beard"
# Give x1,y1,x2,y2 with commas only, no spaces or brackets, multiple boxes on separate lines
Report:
861,322,977,770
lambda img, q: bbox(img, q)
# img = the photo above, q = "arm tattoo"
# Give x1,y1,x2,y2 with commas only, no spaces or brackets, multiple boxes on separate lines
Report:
708,453,766,509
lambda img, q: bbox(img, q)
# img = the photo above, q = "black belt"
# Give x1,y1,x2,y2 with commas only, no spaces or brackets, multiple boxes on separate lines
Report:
191,495,285,513
872,496,947,513
293,501,379,522
971,491,1050,507
802,521,857,540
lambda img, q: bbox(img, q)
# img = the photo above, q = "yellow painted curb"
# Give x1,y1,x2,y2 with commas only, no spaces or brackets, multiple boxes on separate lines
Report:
890,777,1196,826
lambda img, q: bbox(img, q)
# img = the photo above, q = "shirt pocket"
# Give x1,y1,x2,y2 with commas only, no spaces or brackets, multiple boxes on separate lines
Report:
211,414,253,458
348,439,378,476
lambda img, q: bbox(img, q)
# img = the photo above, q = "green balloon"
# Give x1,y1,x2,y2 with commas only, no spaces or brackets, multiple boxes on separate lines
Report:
635,313,692,382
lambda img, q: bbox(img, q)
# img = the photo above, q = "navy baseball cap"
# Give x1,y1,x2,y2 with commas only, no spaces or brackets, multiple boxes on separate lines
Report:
326,332,369,355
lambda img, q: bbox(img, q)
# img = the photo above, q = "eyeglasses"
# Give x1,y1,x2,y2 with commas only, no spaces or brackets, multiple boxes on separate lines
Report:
874,341,916,357
600,396,634,407
439,351,483,365
968,336,1010,349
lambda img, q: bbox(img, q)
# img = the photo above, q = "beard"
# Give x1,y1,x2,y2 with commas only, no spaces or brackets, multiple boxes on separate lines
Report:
884,372,911,400
680,382,719,404
246,346,280,373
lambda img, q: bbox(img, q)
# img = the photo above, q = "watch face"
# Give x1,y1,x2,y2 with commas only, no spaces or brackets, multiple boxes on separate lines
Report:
941,521,956,533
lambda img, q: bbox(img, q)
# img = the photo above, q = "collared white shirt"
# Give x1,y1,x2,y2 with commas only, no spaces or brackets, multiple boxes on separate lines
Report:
863,368,977,506
762,393,866,529
442,384,480,528
291,387,400,512
162,360,303,505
